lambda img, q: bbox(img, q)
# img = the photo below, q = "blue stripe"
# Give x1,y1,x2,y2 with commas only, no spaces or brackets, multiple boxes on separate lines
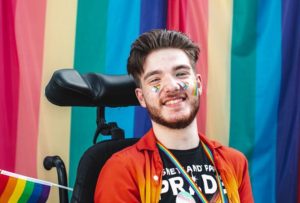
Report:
104,0,141,138
253,0,281,202
140,0,167,32
134,0,167,138
27,183,42,202
277,0,300,202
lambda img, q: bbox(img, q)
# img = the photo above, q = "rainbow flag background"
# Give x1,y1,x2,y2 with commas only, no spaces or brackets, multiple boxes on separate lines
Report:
1,0,299,202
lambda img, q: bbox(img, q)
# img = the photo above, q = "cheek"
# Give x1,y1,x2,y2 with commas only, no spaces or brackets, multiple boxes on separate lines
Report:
184,80,198,96
192,82,199,96
142,91,159,105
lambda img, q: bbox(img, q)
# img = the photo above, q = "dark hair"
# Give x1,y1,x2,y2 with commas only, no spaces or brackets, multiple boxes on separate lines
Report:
127,29,200,86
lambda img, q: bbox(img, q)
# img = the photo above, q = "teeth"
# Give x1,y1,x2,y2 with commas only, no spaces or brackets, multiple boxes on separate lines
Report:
165,99,182,105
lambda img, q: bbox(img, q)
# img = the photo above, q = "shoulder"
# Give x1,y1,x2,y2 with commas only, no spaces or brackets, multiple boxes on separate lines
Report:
95,142,145,202
105,129,158,166
201,135,249,168
106,143,139,164
103,141,146,171
218,143,247,163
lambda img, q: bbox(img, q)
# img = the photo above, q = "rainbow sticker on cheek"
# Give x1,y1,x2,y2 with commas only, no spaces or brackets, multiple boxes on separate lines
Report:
193,81,198,96
151,85,161,93
179,81,189,90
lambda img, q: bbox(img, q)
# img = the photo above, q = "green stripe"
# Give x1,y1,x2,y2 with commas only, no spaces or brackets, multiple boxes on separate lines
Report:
70,0,109,189
18,181,34,202
230,0,257,163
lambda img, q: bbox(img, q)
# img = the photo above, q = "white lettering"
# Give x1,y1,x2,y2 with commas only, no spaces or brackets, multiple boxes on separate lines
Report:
209,165,215,172
169,177,184,195
202,175,217,194
161,180,169,194
186,166,193,173
170,168,176,175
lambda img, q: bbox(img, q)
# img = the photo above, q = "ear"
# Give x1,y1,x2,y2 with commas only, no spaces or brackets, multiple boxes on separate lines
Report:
135,88,147,108
196,74,203,95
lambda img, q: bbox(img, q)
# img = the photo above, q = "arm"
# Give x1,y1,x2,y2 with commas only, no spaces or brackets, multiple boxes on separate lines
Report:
94,155,140,203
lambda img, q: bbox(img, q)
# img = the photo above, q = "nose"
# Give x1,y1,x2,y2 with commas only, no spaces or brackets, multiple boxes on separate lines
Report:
161,75,180,93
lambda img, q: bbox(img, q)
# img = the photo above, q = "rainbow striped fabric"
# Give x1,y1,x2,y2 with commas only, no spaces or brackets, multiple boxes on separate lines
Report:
0,170,50,203
1,0,299,202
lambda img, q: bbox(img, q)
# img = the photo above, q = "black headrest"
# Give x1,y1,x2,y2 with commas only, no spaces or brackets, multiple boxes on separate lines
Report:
45,69,140,107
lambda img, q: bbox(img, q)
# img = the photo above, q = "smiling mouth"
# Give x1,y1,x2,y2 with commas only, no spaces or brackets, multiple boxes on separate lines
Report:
162,96,186,106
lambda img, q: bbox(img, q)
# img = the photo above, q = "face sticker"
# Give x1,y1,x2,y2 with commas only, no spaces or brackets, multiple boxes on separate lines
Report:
151,82,190,93
193,81,198,96
151,85,161,93
179,81,189,90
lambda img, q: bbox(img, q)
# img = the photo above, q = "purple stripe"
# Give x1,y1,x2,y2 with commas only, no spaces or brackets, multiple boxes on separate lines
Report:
133,0,167,138
277,0,300,202
37,184,51,203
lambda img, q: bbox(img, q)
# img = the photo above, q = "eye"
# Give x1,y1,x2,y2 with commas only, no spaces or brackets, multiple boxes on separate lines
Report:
176,71,189,77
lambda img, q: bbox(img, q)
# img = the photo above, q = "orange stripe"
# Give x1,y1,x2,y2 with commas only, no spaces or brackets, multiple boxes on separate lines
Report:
14,0,47,176
0,177,17,203
185,0,208,134
8,178,26,202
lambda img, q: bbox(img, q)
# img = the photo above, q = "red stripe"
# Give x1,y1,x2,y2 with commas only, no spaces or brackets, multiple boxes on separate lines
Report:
186,0,208,134
0,174,9,196
167,0,208,133
14,0,47,176
167,0,187,31
0,0,20,171
0,176,17,201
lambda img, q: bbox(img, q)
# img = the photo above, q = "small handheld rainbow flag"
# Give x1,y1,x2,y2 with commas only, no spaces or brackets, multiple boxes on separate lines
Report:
0,169,73,203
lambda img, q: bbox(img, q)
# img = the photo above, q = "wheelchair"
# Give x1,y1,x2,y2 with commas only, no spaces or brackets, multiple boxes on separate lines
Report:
43,69,141,203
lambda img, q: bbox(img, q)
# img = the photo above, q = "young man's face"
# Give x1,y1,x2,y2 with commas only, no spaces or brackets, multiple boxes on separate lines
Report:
135,48,202,129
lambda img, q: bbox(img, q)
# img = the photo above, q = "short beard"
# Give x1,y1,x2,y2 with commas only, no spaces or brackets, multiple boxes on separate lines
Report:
145,98,199,129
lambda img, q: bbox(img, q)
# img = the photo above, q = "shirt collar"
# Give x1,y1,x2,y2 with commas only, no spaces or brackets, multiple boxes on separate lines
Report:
136,128,223,151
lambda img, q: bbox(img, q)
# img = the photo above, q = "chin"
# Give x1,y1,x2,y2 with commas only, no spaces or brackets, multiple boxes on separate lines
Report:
152,114,196,129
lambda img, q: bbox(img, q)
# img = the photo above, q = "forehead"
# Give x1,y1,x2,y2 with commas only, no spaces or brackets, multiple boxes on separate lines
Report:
143,48,191,74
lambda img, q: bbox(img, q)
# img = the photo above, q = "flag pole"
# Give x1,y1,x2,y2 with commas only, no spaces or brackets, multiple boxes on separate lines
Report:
0,169,73,191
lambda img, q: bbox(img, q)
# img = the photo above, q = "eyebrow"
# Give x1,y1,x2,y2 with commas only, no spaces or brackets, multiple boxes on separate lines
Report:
143,65,192,81
174,65,192,71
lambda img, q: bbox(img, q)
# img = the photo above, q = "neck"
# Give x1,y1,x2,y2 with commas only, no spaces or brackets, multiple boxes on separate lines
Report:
152,119,199,150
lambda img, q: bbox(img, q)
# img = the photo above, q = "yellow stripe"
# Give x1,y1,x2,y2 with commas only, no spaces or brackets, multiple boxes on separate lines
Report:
206,0,233,145
7,179,26,203
37,0,77,202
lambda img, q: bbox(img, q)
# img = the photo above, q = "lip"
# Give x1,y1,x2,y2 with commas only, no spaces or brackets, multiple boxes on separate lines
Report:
161,95,186,106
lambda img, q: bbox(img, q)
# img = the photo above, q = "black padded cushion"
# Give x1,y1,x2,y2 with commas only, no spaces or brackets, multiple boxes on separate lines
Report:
45,69,140,107
71,138,139,203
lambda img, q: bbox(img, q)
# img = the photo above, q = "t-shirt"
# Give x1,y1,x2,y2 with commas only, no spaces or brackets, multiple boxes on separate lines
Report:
158,143,228,203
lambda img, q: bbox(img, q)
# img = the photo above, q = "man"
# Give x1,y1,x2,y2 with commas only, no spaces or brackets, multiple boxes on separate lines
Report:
94,29,254,203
